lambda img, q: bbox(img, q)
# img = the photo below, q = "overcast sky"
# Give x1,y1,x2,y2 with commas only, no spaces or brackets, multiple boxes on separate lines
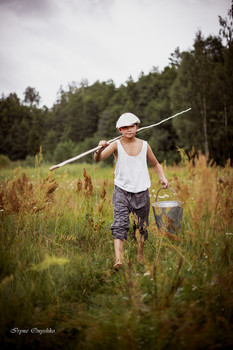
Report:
0,0,230,108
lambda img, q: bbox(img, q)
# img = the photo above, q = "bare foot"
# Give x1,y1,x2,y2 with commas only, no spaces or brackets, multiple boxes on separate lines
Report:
114,262,122,271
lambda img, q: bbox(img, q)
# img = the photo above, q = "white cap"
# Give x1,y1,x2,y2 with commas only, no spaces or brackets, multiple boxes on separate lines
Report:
116,113,140,129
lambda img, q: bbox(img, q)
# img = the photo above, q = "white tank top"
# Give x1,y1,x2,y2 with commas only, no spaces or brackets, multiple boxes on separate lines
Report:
114,140,151,193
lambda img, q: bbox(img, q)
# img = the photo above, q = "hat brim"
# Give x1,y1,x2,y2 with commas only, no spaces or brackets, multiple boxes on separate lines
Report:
116,122,140,129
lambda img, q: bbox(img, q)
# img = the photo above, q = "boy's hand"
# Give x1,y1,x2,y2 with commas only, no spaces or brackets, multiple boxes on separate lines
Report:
160,179,169,189
94,140,115,162
98,140,109,150
94,141,109,160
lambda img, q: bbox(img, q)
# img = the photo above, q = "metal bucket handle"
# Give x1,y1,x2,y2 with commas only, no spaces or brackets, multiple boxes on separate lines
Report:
155,187,177,202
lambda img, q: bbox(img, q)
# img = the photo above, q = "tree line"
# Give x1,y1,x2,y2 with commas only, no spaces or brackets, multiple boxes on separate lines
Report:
1,5,232,166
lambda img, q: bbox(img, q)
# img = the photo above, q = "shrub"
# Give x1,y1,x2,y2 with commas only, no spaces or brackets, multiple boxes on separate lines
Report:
54,140,76,163
0,154,11,168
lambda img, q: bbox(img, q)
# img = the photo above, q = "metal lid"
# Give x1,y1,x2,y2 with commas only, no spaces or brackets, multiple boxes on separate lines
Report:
152,201,181,208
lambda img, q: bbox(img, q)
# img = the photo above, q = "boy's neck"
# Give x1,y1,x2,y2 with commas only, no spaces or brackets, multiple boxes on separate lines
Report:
121,136,137,143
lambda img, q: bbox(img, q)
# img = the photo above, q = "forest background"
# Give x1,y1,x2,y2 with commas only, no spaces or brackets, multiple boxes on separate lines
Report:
0,5,232,167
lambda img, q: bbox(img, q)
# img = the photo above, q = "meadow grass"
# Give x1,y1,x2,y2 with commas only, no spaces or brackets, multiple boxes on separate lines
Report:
0,152,232,349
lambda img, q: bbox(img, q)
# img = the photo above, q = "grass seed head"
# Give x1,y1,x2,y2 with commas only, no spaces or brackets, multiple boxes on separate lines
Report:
76,178,83,193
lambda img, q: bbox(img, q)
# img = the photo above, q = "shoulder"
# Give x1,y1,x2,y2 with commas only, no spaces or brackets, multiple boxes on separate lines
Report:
135,137,145,144
109,141,118,153
138,139,149,150
112,140,118,149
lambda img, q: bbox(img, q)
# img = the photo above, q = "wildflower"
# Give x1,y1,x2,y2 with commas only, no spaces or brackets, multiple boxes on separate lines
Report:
144,271,151,276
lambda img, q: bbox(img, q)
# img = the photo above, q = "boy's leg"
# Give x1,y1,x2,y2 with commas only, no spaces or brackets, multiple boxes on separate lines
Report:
132,189,150,262
111,186,130,270
114,238,124,270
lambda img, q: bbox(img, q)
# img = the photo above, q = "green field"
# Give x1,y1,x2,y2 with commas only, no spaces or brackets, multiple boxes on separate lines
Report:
0,152,233,349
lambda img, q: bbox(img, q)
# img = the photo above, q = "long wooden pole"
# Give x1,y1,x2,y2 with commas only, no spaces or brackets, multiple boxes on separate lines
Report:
49,108,191,171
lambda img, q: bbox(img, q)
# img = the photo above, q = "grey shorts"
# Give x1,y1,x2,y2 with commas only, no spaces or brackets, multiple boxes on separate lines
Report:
110,185,150,241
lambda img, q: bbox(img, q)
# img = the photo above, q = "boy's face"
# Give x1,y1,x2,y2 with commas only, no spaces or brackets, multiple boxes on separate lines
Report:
119,123,139,138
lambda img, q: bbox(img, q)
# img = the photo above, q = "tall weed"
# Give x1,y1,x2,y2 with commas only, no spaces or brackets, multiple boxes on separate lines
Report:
0,153,232,349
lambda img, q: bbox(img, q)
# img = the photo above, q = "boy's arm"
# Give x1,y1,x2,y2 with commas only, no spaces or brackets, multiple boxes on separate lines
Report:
94,141,117,162
147,144,169,188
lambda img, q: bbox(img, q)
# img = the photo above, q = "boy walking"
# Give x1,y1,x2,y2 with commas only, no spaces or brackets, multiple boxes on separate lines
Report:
94,113,168,270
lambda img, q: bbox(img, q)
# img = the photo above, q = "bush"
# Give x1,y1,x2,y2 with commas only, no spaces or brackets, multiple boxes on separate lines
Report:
23,155,36,167
73,135,101,164
0,154,11,168
54,140,76,163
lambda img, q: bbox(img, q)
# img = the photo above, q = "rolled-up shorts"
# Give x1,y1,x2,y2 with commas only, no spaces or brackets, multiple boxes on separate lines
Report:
110,185,150,241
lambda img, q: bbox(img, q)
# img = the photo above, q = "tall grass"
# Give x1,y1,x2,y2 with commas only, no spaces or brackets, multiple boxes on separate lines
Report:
0,151,232,349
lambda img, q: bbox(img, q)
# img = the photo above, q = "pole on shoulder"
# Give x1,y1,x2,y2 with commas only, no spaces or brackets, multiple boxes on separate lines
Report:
49,108,191,171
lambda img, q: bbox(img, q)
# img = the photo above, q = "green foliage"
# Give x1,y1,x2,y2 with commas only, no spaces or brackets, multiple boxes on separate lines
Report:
24,155,35,167
23,86,41,107
0,93,47,160
54,140,76,163
42,129,58,158
73,134,100,164
170,28,233,164
0,154,11,168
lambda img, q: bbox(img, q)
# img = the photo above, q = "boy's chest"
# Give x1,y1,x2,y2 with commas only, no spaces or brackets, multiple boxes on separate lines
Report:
121,140,143,156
